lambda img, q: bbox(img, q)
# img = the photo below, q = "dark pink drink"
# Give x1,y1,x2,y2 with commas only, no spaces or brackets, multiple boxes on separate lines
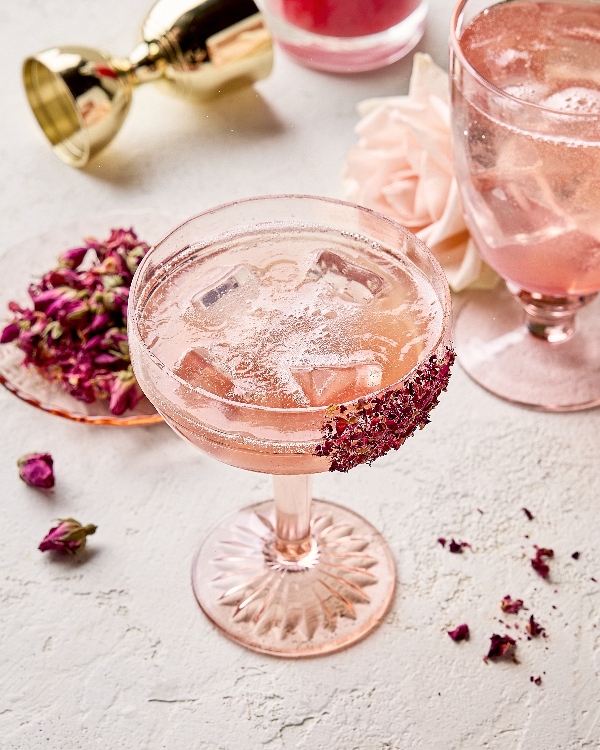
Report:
276,0,421,38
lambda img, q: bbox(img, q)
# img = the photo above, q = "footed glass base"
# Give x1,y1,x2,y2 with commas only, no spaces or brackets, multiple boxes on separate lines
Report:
455,285,600,411
192,499,396,657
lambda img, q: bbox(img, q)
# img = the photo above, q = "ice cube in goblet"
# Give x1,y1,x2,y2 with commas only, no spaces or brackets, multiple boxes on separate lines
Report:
175,346,235,397
291,360,383,406
188,265,258,322
308,250,385,304
470,139,576,247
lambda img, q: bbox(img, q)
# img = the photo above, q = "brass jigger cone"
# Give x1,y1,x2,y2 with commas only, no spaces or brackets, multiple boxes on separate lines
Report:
23,0,273,168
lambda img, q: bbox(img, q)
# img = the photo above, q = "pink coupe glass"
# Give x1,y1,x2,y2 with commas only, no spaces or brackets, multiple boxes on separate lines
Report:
128,195,452,656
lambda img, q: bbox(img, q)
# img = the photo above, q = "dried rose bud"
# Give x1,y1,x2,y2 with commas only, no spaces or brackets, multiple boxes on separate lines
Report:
18,453,54,489
58,246,89,269
448,624,470,641
531,547,554,579
39,518,97,554
501,596,524,614
486,634,516,660
1,322,21,343
109,369,144,415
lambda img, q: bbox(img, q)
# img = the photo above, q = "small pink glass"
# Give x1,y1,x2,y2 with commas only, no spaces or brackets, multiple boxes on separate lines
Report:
258,0,427,73
450,0,600,411
128,195,452,656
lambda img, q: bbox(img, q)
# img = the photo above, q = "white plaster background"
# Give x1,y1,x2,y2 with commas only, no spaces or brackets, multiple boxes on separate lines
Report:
1,1,599,748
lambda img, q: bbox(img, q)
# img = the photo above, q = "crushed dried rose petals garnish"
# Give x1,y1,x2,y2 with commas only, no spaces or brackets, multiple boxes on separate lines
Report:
531,547,554,579
448,624,470,641
501,596,524,614
437,537,446,547
315,349,454,472
486,634,516,660
572,551,580,560
38,518,96,555
1,228,148,415
449,539,470,553
522,507,534,521
530,675,542,685
18,452,54,489
526,615,545,637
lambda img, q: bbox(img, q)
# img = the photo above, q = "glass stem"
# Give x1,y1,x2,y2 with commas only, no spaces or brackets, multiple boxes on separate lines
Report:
511,287,597,344
272,474,313,561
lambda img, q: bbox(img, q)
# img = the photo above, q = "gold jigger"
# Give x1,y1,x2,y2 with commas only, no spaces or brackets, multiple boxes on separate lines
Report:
23,0,273,168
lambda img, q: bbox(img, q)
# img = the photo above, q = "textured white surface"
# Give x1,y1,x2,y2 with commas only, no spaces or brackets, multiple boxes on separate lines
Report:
1,1,600,748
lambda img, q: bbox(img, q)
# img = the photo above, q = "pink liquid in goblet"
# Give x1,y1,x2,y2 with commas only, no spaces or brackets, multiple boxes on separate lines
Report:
275,0,421,38
137,225,443,474
453,1,600,297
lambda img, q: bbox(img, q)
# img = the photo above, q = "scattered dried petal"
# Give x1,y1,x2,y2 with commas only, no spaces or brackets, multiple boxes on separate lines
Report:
486,634,516,660
530,675,542,685
448,624,470,641
449,539,470,553
572,551,580,560
531,547,554,579
18,452,54,489
38,518,96,555
437,537,446,547
501,596,524,614
526,615,545,637
315,349,454,471
522,507,534,521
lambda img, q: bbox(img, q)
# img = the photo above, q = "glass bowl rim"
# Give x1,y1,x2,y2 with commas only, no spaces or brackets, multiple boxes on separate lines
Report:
129,193,452,416
450,0,600,121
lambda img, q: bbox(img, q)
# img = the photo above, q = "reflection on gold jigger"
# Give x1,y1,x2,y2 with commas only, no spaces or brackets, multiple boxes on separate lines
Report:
23,0,273,168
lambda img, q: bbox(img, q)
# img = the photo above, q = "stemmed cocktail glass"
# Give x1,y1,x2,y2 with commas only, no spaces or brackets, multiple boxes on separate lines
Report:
451,0,600,411
128,195,452,656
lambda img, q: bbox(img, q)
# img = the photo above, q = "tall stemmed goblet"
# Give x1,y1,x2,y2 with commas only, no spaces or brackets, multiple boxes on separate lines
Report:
129,195,452,656
451,0,600,410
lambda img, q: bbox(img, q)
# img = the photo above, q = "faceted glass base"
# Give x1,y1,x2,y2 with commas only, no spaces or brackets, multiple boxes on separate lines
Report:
192,499,396,657
454,286,600,411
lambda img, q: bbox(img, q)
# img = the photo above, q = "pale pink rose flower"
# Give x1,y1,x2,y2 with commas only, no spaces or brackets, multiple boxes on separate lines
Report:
344,53,497,292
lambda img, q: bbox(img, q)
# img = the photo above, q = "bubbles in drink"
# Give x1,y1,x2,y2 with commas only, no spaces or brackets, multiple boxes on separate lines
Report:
143,227,442,408
540,87,600,115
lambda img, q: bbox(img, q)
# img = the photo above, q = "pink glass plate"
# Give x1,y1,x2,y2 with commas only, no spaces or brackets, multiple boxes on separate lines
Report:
0,211,180,425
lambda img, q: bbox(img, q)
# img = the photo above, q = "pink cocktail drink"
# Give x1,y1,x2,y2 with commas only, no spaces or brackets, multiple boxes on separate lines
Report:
137,224,443,473
129,196,453,656
452,1,600,297
451,0,600,411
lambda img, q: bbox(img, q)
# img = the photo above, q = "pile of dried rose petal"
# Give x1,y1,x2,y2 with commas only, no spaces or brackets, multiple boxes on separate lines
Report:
1,228,148,415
